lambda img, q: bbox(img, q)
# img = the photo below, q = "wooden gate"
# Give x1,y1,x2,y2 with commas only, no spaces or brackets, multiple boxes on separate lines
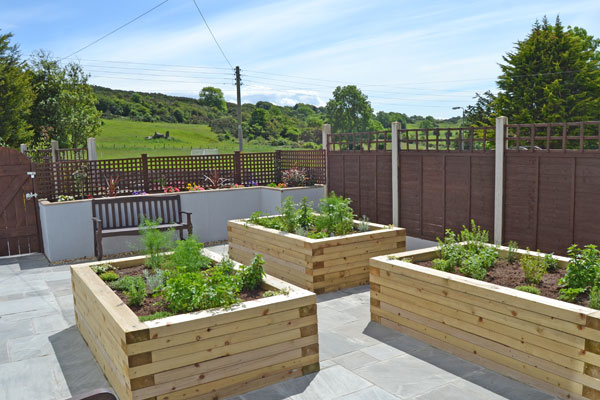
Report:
0,147,42,256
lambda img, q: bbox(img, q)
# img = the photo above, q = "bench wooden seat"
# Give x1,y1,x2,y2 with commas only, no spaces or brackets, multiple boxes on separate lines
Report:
92,195,192,260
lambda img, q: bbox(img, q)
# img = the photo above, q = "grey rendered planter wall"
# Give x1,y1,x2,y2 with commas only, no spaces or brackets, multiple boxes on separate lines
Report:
39,185,324,261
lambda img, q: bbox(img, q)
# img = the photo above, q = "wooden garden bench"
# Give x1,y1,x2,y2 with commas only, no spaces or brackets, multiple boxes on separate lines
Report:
92,195,192,260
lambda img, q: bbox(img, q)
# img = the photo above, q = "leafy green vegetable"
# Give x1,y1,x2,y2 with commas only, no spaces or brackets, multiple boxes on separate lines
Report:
238,255,266,291
520,249,547,285
168,235,212,272
123,276,146,306
515,285,540,295
99,271,119,282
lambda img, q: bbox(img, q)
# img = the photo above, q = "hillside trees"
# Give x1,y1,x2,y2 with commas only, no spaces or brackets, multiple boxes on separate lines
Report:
0,31,34,147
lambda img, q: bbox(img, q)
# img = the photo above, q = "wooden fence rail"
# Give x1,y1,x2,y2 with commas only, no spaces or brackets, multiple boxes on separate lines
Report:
34,150,325,201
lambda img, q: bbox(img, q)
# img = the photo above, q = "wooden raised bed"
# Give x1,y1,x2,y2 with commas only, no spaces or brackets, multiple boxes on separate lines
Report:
71,251,319,400
228,219,406,294
370,245,600,400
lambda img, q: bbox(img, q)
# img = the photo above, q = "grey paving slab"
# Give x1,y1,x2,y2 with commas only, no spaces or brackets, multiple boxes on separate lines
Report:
0,341,8,364
291,365,373,400
353,355,458,399
335,385,398,400
33,314,70,334
6,331,58,362
318,330,367,360
0,355,70,400
333,350,379,371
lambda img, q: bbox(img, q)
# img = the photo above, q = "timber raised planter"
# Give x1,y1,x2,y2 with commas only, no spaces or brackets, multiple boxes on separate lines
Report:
71,251,319,400
228,219,406,294
370,245,600,400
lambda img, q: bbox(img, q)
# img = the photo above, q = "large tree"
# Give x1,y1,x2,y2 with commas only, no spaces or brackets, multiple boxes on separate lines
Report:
198,86,227,112
326,85,373,133
0,31,34,147
494,16,600,123
29,52,101,147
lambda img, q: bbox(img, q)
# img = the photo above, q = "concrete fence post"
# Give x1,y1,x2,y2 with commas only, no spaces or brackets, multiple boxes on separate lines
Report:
50,140,59,163
322,124,331,194
494,116,508,245
20,143,27,153
392,122,400,227
87,137,97,161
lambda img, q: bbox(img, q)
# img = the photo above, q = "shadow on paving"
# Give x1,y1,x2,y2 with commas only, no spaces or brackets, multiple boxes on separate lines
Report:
49,326,114,399
362,321,550,400
0,253,51,270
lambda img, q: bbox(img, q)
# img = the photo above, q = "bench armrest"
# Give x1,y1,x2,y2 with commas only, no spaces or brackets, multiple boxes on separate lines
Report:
179,211,193,234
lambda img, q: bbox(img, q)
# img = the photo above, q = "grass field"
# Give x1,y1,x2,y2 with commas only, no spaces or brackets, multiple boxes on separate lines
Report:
96,119,293,159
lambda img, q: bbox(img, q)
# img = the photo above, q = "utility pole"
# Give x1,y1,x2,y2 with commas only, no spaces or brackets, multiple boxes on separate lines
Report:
235,66,243,152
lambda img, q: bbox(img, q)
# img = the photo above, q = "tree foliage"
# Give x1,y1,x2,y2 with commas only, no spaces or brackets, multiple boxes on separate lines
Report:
468,17,600,125
326,85,374,133
0,31,33,147
198,86,227,112
29,52,101,147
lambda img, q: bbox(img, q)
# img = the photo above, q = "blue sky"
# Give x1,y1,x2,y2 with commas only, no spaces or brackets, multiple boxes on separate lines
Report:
2,0,600,118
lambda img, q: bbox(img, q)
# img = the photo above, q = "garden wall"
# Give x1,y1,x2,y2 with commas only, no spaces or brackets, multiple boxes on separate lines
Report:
40,185,324,261
370,247,600,400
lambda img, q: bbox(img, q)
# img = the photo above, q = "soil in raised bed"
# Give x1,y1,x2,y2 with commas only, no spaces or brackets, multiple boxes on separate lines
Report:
416,259,589,307
111,265,266,317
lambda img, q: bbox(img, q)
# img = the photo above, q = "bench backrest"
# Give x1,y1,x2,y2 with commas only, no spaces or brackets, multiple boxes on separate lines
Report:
92,195,183,230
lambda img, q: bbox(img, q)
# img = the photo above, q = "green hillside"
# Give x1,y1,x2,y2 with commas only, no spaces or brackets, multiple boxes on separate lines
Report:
96,119,295,159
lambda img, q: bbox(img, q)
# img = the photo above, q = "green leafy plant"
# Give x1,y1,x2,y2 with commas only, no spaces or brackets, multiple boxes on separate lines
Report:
558,287,586,303
507,241,519,263
559,244,600,291
315,192,354,236
515,285,541,295
460,220,489,255
139,218,173,270
278,196,298,233
143,269,165,292
139,311,173,322
459,254,488,280
57,194,75,202
435,229,462,269
238,255,266,291
296,197,314,230
123,276,146,307
168,236,212,272
264,288,290,297
432,258,454,272
590,287,600,310
161,266,240,314
520,249,547,285
358,215,370,233
543,253,559,272
99,271,119,282
109,275,134,291
91,263,115,275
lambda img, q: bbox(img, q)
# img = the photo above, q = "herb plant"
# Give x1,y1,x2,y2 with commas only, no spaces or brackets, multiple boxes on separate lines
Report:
123,276,146,306
520,249,547,285
139,218,173,270
278,196,299,233
238,255,266,291
558,287,586,303
507,241,519,263
143,269,165,292
590,287,600,310
559,244,600,294
168,236,212,272
315,192,355,236
358,215,370,232
432,221,497,280
99,271,119,282
296,197,314,230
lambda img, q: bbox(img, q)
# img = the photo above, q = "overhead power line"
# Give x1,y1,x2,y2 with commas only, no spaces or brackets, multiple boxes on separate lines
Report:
66,58,232,70
62,0,170,60
191,0,233,70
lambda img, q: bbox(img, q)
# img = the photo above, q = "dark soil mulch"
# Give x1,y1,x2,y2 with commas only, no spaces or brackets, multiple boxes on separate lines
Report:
111,265,266,317
416,259,588,306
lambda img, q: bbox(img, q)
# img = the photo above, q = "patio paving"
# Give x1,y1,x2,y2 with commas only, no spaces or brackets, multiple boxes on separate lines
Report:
0,242,559,400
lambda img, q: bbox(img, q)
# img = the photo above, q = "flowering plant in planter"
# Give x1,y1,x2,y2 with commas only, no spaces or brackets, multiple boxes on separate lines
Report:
186,182,205,191
163,186,180,193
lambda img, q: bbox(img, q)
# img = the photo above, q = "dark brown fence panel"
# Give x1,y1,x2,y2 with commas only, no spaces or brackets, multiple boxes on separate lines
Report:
327,151,392,224
504,153,600,254
399,152,495,242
